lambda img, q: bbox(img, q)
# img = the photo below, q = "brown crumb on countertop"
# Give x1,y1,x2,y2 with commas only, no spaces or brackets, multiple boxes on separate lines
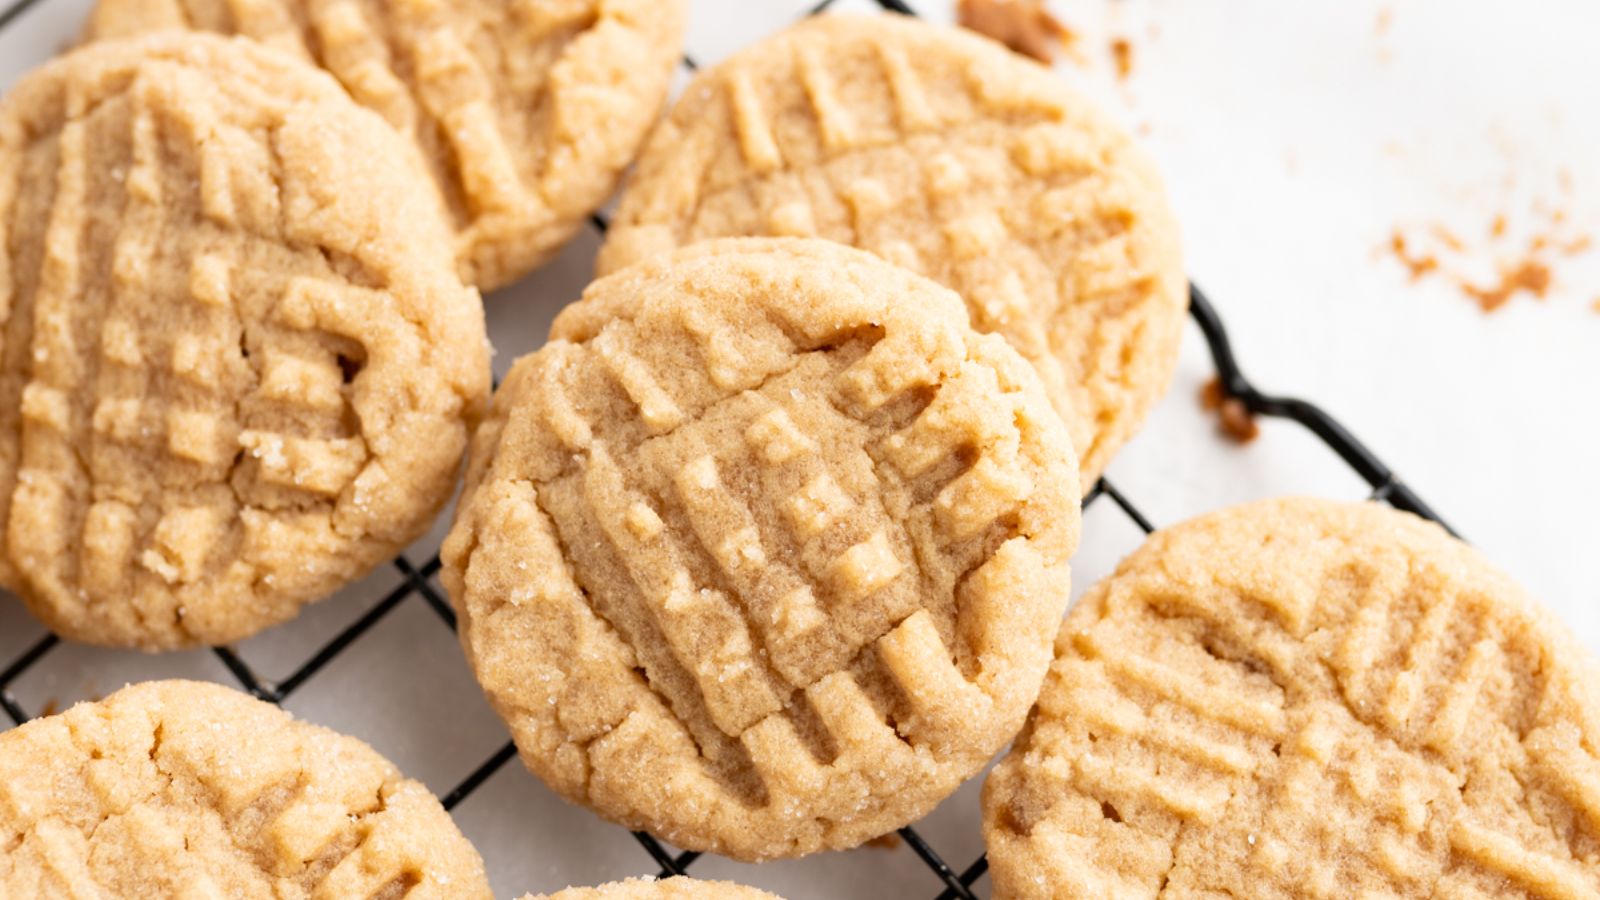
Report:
1390,232,1439,281
1199,377,1260,444
38,698,59,718
865,832,903,850
1110,37,1134,80
1463,260,1551,312
957,0,1077,64
1389,187,1592,314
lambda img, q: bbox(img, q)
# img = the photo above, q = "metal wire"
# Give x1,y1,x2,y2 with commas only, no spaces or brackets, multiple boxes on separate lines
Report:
0,0,1451,895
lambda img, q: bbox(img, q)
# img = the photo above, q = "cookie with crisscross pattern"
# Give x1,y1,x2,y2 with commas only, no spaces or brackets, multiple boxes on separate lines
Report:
0,680,491,897
0,34,490,649
985,498,1600,898
444,237,1081,860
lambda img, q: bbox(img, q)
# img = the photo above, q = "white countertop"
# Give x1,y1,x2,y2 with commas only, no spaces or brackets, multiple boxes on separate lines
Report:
0,1,1595,897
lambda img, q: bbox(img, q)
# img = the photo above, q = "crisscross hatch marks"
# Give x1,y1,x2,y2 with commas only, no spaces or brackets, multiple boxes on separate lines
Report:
444,238,1081,860
0,680,491,896
984,499,1600,899
0,35,487,649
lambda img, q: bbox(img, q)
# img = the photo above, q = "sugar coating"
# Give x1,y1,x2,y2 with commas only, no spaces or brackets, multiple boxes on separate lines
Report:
442,238,1082,860
85,0,688,292
524,877,783,900
0,680,491,897
0,35,490,649
598,14,1186,487
983,497,1600,898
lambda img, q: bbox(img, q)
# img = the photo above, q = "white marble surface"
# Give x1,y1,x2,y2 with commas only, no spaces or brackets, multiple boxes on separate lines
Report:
0,0,1595,897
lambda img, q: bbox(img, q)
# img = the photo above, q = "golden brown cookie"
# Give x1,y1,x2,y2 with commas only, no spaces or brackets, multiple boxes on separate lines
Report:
85,0,689,291
524,877,783,900
443,237,1081,860
0,680,491,897
983,497,1600,898
0,35,490,650
598,14,1185,488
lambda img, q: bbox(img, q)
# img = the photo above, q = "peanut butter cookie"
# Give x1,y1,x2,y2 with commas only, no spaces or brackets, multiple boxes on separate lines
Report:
443,237,1081,860
0,35,490,650
598,14,1185,487
86,0,689,291
0,680,491,897
984,497,1600,898
525,877,782,899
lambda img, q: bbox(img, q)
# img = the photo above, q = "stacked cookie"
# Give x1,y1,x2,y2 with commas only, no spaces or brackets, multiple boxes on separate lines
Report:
3,3,1597,898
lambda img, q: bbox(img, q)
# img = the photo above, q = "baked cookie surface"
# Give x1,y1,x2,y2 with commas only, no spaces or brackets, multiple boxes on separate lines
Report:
85,0,689,291
443,237,1081,859
0,34,490,649
983,497,1600,898
0,680,491,898
525,877,782,899
598,14,1185,487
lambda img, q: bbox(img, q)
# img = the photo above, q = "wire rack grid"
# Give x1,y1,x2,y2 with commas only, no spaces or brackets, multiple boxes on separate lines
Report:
0,0,1450,896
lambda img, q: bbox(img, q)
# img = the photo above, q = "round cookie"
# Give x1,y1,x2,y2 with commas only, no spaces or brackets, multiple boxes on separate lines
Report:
0,35,490,650
983,497,1600,898
85,0,690,291
597,14,1186,488
524,877,783,900
443,237,1081,860
0,680,491,897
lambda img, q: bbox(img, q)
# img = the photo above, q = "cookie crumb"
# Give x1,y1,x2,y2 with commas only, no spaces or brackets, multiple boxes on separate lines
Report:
38,698,59,718
1462,259,1551,312
956,0,1077,64
1219,400,1261,444
1390,207,1589,313
1389,231,1438,281
1110,37,1134,79
1199,377,1260,444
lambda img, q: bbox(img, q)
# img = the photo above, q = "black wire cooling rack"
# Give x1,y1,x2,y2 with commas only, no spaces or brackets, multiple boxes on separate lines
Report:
0,0,1454,896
